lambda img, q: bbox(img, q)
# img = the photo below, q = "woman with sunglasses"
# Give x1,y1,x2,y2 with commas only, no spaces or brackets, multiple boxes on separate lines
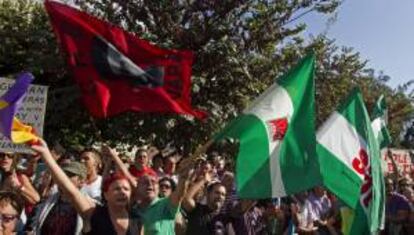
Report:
0,191,24,235
0,153,40,211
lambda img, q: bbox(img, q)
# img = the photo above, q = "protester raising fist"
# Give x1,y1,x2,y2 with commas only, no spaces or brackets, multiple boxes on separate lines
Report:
30,139,140,235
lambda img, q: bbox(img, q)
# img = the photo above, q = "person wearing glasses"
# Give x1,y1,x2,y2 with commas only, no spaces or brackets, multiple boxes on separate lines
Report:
158,177,176,198
0,152,40,213
0,191,24,235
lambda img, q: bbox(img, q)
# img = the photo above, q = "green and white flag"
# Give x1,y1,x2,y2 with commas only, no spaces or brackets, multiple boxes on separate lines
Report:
371,95,392,149
316,88,385,234
216,54,321,198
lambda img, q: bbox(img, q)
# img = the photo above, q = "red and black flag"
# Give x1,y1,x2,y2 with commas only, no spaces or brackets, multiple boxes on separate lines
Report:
44,0,206,119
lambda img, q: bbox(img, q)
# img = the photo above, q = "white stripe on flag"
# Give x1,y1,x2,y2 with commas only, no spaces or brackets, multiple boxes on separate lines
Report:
245,84,293,196
371,118,382,139
317,112,367,179
270,144,285,196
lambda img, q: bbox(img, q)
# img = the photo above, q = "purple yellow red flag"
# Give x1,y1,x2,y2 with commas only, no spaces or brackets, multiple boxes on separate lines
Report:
0,73,39,144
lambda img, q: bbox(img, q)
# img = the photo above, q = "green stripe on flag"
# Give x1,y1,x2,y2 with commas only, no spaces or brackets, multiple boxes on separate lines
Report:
278,53,315,108
349,203,369,235
278,53,321,194
317,143,361,207
215,114,272,198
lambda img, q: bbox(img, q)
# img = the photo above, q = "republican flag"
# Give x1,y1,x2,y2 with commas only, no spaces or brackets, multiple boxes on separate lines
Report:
316,88,385,234
0,73,39,144
216,54,321,198
44,0,205,119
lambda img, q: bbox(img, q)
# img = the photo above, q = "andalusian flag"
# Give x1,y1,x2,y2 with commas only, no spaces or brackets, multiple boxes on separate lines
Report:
371,95,391,149
216,54,321,198
316,88,385,234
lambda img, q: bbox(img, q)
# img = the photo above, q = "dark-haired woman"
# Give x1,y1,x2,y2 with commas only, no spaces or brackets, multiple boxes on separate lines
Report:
0,153,40,213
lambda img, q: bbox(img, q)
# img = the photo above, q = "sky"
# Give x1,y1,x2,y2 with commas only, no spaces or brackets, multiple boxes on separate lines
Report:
297,0,414,88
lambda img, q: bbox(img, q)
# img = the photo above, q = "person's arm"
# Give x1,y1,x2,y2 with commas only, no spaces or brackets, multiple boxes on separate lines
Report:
30,140,95,219
101,150,113,179
181,169,213,212
178,140,214,211
101,145,137,188
168,157,196,208
16,174,40,204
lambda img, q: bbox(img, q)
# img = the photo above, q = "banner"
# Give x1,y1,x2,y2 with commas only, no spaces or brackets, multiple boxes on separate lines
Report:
383,148,414,175
0,78,48,153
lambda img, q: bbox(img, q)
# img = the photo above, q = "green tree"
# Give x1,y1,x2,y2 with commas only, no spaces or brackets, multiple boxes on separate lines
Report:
0,0,411,153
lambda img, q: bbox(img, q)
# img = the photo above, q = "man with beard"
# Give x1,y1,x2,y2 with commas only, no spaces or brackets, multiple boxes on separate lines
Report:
183,181,230,235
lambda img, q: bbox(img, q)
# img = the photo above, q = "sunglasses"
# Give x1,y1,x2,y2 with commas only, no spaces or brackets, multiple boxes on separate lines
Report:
160,184,171,189
0,154,12,159
0,214,18,223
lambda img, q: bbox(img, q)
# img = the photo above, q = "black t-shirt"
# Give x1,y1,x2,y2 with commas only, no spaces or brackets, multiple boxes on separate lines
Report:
40,199,78,235
185,203,232,235
85,205,141,235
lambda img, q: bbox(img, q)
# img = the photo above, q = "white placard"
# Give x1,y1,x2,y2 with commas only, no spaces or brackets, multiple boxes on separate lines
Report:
382,148,414,176
0,78,48,154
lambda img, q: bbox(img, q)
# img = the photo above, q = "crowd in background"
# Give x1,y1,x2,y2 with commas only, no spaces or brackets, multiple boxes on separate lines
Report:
0,140,412,235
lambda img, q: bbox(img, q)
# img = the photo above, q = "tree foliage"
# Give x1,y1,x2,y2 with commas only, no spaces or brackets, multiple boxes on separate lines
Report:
0,0,412,153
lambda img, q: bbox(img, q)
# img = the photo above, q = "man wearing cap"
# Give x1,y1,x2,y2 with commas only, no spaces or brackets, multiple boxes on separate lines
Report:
29,161,92,235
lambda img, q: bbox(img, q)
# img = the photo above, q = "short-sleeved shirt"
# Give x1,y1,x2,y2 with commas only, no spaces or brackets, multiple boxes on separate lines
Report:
185,203,232,235
81,175,103,202
129,166,157,178
132,197,179,235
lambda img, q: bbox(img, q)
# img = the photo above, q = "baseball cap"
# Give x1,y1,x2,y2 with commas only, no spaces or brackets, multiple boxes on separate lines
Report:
61,161,87,179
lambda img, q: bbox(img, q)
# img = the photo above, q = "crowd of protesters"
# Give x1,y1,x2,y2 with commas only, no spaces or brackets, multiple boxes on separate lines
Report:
0,140,412,235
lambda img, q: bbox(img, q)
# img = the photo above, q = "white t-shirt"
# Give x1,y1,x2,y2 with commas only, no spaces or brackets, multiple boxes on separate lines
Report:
81,175,102,202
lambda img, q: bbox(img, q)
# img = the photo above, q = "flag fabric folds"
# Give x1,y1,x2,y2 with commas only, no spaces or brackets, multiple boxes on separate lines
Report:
371,95,391,149
44,0,205,119
316,88,385,234
0,73,39,144
215,53,321,198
